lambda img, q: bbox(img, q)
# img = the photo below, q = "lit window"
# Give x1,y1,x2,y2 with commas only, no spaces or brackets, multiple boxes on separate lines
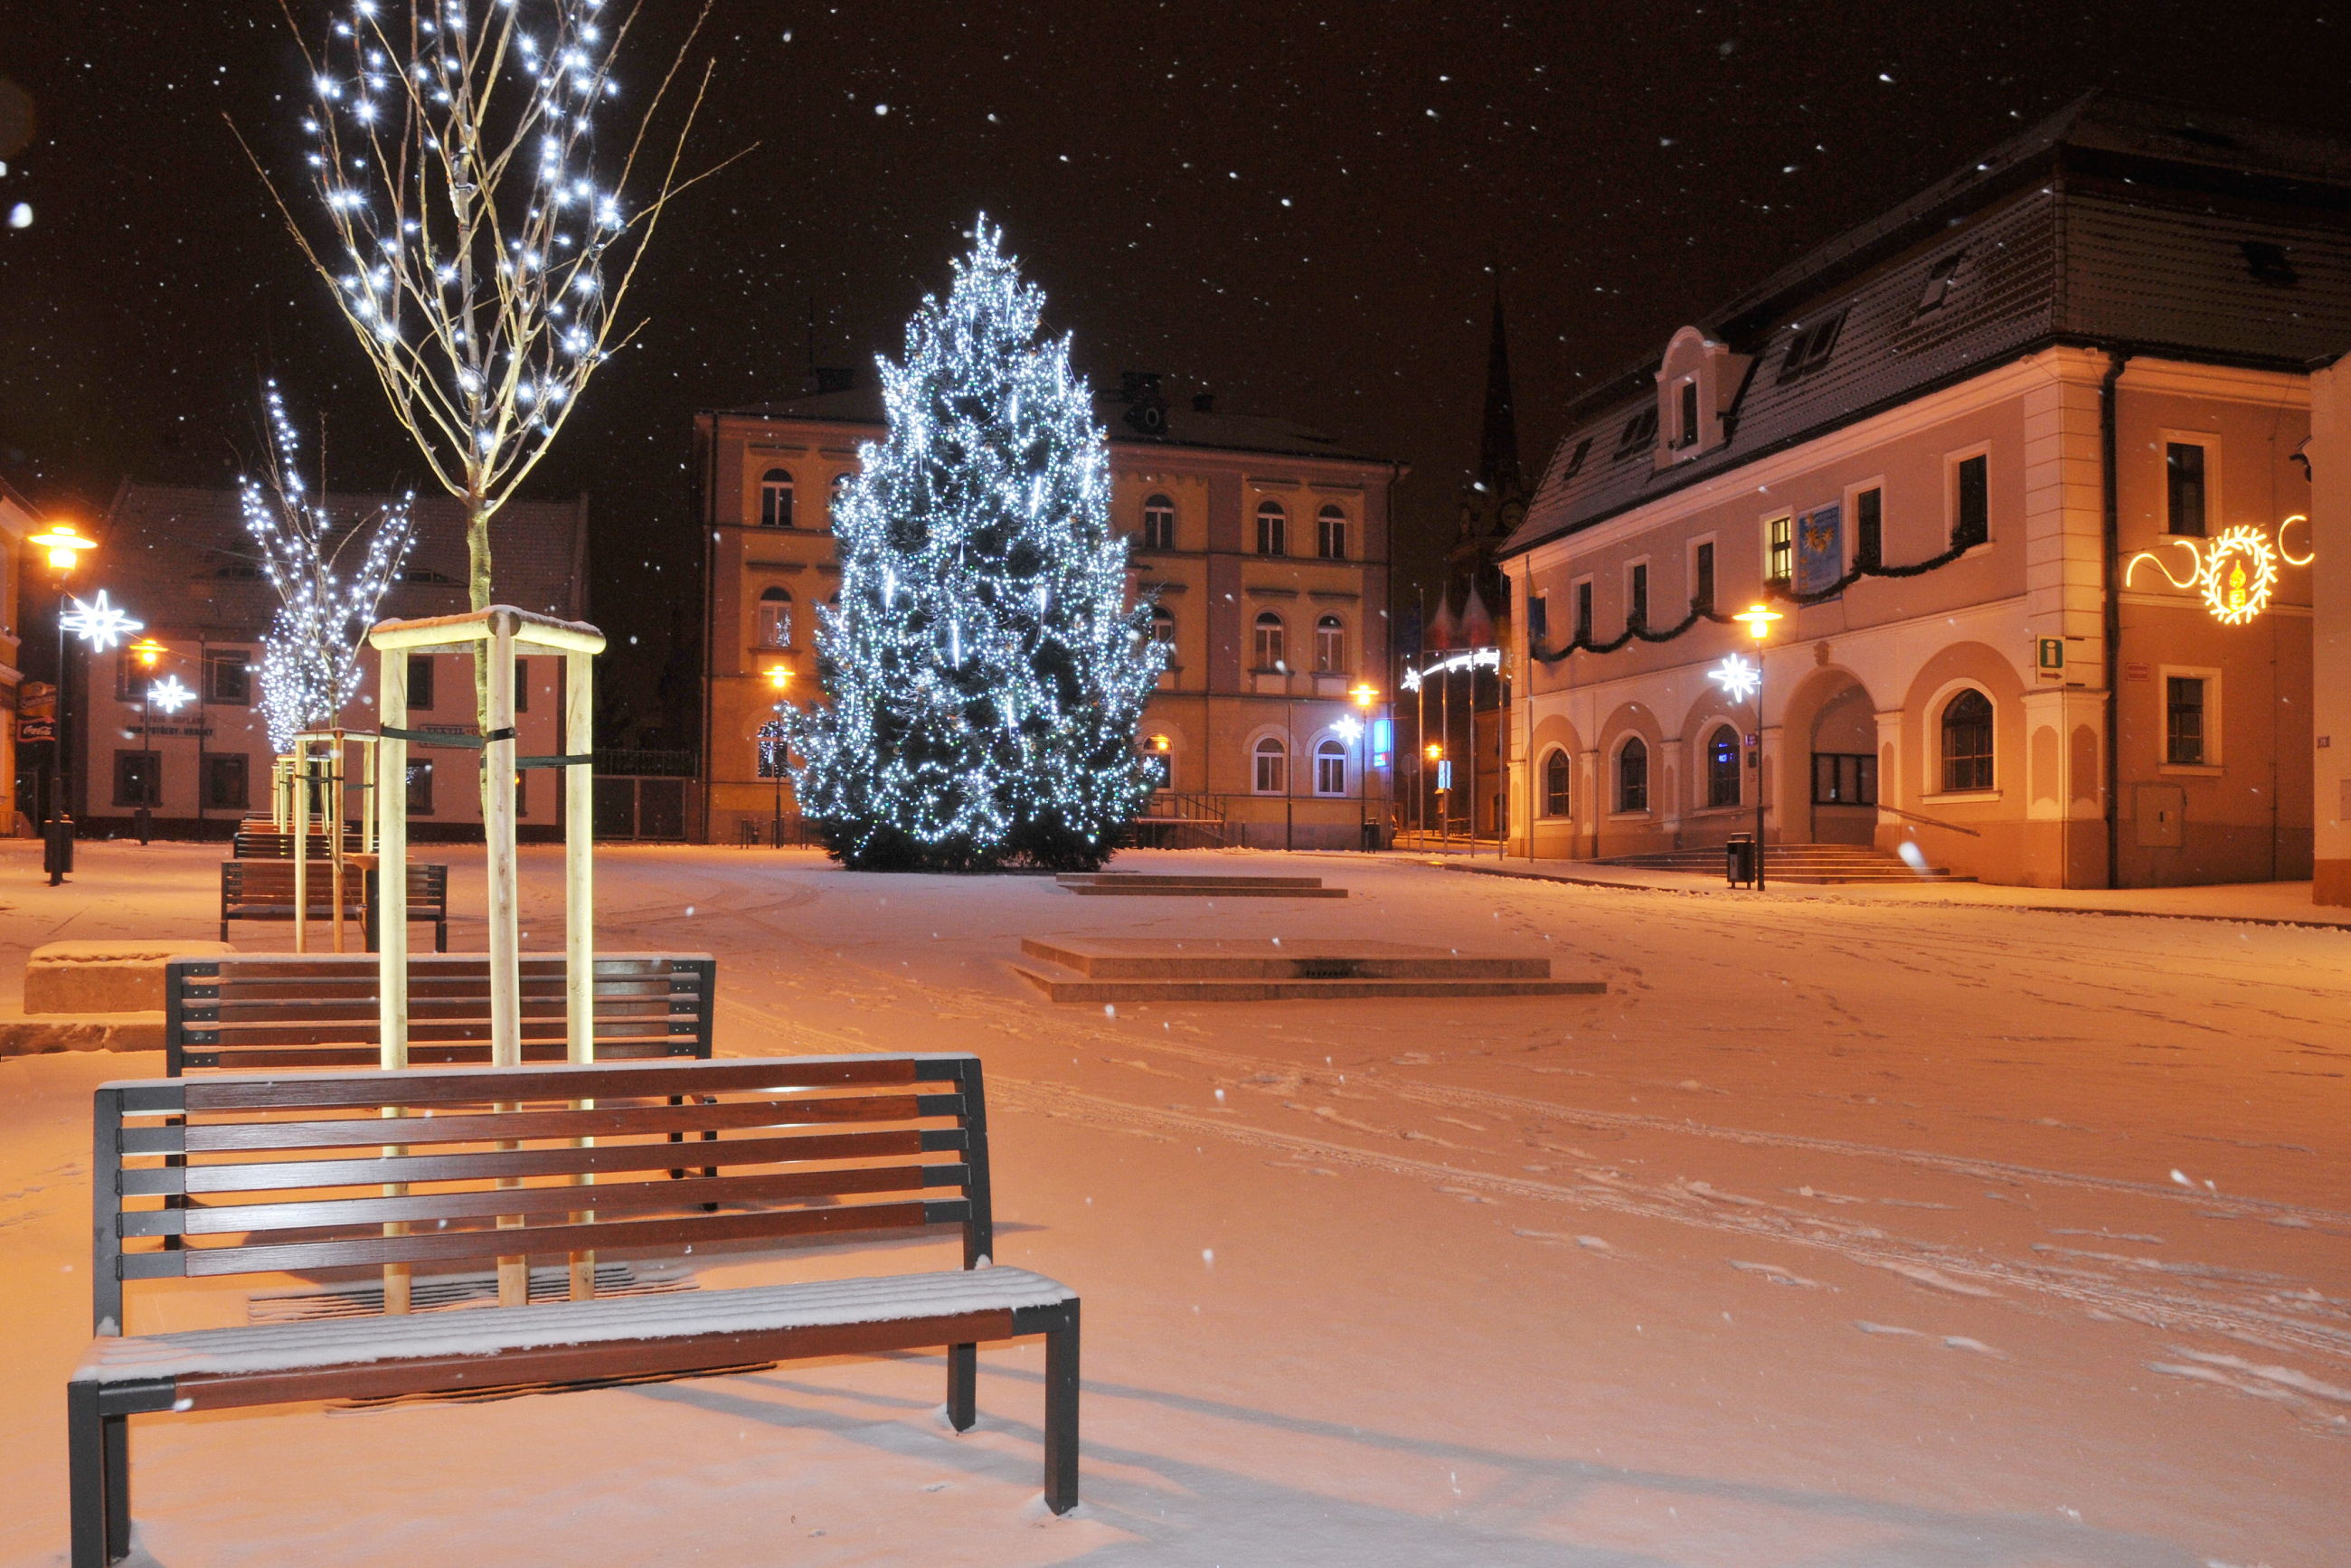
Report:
1314,615,1345,673
1317,505,1347,560
1253,736,1287,794
1766,516,1793,584
1141,494,1176,552
1315,738,1347,795
1940,690,1994,792
1253,611,1285,669
760,468,795,528
1256,500,1288,556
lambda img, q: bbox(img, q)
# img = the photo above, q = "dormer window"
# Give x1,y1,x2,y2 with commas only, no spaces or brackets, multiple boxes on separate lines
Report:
1655,326,1751,468
1916,250,1967,314
1778,312,1845,382
1675,380,1699,449
1560,437,1592,480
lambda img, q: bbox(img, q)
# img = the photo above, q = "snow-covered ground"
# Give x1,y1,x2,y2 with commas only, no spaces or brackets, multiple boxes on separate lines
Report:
0,840,2342,1566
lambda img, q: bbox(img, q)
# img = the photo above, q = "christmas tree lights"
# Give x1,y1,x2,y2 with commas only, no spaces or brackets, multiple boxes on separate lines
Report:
264,0,711,639
786,220,1166,871
241,381,418,752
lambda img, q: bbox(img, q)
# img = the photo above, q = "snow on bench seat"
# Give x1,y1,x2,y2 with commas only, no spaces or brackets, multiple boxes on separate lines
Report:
78,1267,1075,1384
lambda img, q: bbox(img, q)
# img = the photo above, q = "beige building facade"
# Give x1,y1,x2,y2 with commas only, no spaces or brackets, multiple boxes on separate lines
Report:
694,381,1403,848
1500,95,2347,889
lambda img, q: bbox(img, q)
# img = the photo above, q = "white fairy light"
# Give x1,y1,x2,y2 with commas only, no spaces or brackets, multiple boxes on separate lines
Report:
240,379,418,751
61,591,143,652
785,218,1166,871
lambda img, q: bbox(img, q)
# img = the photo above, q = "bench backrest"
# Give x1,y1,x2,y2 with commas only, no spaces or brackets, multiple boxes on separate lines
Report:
234,830,364,860
91,1053,992,1333
222,861,448,908
165,953,715,1074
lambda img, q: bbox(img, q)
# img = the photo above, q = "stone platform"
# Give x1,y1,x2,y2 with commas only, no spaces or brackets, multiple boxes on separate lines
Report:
0,940,238,1056
1013,936,1605,1003
1056,873,1346,898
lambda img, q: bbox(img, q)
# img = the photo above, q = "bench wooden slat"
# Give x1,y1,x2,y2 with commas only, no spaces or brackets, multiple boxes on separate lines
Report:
173,1042,691,1072
175,1049,917,1108
128,1127,946,1196
127,1163,968,1238
173,1092,960,1154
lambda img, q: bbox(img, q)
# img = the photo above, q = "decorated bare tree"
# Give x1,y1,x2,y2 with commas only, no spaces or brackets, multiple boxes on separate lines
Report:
240,380,418,753
246,0,717,705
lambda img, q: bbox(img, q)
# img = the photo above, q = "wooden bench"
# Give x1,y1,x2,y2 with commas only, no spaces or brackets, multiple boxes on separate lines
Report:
232,828,365,859
218,861,449,952
70,1053,1078,1565
165,952,717,1074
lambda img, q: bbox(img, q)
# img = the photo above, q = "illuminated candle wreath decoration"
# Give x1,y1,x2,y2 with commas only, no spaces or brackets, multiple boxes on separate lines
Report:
2125,517,2309,627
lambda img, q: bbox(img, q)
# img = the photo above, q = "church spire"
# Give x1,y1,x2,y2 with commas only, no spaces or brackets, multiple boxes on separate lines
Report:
1478,282,1523,505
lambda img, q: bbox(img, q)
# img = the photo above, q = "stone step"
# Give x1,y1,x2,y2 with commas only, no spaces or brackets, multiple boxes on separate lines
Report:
1058,873,1345,898
1021,937,1548,979
1059,873,1328,887
1013,968,1607,1004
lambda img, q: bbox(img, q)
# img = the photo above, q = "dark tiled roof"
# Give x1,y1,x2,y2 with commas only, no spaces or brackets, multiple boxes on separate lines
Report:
100,483,587,638
1505,91,2351,559
714,385,1392,468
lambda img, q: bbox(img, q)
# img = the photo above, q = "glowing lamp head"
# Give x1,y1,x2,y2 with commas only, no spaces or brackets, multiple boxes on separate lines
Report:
1424,742,1443,762
1732,603,1783,643
30,521,97,572
765,665,792,693
130,638,165,669
1351,682,1379,710
1147,733,1172,753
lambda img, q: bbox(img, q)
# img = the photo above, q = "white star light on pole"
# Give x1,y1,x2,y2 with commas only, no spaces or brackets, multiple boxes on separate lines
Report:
61,591,143,652
1334,715,1364,743
147,675,195,715
1708,652,1761,704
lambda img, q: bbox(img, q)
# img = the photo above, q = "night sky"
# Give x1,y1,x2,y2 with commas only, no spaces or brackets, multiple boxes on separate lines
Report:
6,2,2351,735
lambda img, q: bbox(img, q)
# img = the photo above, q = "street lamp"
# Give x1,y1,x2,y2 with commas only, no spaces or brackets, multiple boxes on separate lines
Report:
128,638,165,845
27,520,96,884
1349,682,1378,850
1425,740,1447,854
764,664,792,847
1717,602,1784,889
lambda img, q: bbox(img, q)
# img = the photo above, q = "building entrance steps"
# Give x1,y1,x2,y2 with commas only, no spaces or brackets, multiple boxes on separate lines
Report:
1056,873,1347,898
1013,936,1606,1002
1590,843,1970,884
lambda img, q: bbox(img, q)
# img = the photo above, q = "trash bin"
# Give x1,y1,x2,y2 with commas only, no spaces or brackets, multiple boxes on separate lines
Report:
1724,833,1756,887
1361,820,1382,853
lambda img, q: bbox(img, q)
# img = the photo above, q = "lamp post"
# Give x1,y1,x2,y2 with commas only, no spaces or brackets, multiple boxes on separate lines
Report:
28,522,97,884
1348,682,1378,851
128,638,165,845
1714,603,1783,890
764,663,792,847
1425,740,1446,855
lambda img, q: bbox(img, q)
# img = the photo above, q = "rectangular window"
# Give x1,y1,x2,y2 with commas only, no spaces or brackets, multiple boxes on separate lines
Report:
408,654,437,713
1525,594,1549,642
1915,250,1967,314
1811,753,1879,806
2166,443,2207,537
1628,563,1648,629
1766,516,1793,584
1573,581,1593,642
203,650,250,707
1676,380,1699,449
1560,438,1592,481
114,750,161,808
1692,543,1715,612
1777,311,1846,382
1613,408,1657,458
407,759,435,817
1854,486,1884,569
2166,676,2207,766
204,753,250,811
1952,454,1989,548
514,657,529,713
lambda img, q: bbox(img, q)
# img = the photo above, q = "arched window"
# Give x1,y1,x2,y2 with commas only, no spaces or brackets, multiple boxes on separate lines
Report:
759,468,795,528
1149,605,1176,648
1617,736,1649,813
1252,611,1286,670
1314,614,1345,673
1543,749,1572,817
1140,734,1174,788
826,472,851,527
1705,723,1741,808
1940,689,1994,792
1317,504,1347,560
1253,735,1288,795
1256,499,1288,557
1315,737,1348,795
756,586,792,649
1141,493,1176,552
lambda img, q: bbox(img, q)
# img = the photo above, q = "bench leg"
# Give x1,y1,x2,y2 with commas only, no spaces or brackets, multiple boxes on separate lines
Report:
436,916,448,954
946,1344,977,1431
67,1380,127,1568
1043,1305,1081,1515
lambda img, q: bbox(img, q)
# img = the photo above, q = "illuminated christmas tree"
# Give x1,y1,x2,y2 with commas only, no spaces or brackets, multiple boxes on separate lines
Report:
241,380,417,753
787,220,1164,871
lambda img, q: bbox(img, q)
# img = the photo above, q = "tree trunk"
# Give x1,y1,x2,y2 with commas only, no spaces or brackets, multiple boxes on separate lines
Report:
468,496,495,730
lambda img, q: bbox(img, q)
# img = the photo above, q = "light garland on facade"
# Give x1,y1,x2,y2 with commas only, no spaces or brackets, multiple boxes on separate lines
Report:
241,380,418,751
61,591,142,652
785,219,1165,871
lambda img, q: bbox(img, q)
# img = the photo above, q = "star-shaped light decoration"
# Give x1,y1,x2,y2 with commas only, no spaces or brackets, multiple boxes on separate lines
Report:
60,590,143,652
146,675,195,715
1708,652,1761,705
1333,715,1365,744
